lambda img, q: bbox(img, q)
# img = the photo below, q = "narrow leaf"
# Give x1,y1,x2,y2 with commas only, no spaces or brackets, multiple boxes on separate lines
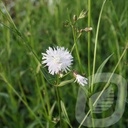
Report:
57,79,74,87
61,101,72,128
96,53,113,73
41,67,56,85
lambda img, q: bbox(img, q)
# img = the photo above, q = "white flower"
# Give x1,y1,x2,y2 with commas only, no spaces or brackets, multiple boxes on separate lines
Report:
74,72,88,86
42,46,73,75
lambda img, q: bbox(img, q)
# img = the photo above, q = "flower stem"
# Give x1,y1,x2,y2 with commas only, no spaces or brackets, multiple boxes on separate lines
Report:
88,0,91,86
72,27,83,72
88,1,95,128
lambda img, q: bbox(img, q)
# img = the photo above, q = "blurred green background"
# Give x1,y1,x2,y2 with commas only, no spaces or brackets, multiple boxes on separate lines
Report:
0,0,128,128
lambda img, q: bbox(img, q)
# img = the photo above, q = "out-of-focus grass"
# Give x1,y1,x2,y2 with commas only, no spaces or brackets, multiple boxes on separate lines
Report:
0,0,128,128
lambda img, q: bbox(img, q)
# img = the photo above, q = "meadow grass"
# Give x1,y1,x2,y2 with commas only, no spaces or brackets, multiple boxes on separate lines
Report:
0,0,128,128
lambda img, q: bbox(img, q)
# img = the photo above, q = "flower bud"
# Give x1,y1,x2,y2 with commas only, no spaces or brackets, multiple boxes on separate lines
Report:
79,29,84,33
78,10,88,20
73,15,77,22
85,27,93,32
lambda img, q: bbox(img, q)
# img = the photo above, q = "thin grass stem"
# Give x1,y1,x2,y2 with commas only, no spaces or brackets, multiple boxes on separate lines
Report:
54,86,62,127
72,27,83,72
87,0,95,128
88,0,91,83
91,0,107,92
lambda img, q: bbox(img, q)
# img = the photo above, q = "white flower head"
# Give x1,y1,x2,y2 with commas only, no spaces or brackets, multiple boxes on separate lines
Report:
74,72,88,86
42,46,73,75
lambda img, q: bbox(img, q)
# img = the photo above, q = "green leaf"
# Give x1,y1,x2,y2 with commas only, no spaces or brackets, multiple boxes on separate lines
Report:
57,79,74,87
96,53,113,74
41,67,57,85
27,121,39,128
61,101,72,128
92,53,113,94
50,101,56,116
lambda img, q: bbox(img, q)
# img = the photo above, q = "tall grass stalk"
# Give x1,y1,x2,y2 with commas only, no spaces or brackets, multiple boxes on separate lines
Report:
91,0,107,92
88,0,91,85
72,27,83,72
41,75,52,128
54,86,62,127
87,1,95,128
35,76,48,116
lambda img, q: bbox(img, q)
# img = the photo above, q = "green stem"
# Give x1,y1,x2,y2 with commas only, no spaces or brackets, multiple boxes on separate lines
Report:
42,76,51,116
55,86,62,127
88,1,95,128
91,0,107,92
41,76,51,128
72,27,83,72
35,76,48,116
78,109,91,128
88,0,91,84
